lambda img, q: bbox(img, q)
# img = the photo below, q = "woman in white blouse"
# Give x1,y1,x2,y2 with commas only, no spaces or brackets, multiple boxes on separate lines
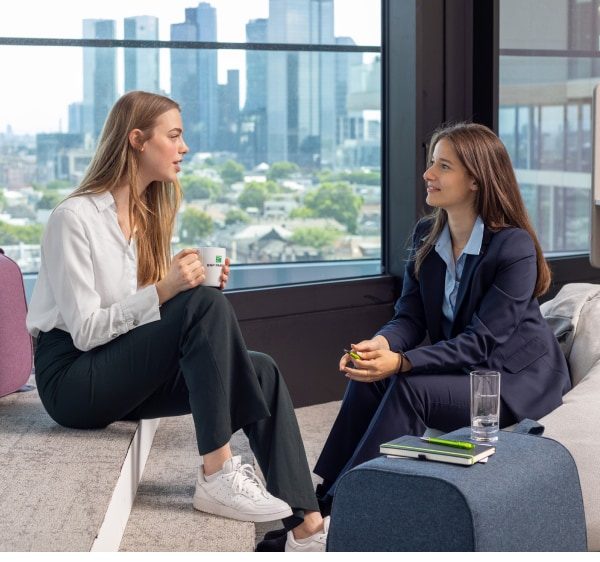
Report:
26,91,328,552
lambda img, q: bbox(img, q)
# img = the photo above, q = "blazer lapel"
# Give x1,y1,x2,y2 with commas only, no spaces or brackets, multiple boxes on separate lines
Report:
452,227,493,331
420,249,446,342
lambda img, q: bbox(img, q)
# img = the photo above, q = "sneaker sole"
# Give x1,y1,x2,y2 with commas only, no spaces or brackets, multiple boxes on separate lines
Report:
192,495,293,523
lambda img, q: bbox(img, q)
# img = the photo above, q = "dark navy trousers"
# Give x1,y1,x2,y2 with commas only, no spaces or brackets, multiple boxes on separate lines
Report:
314,373,517,499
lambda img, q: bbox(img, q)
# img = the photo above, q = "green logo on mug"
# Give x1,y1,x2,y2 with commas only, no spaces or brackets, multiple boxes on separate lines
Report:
216,256,222,264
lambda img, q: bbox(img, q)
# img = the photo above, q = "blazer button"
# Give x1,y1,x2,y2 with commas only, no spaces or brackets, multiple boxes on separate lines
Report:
132,319,139,327
111,332,118,338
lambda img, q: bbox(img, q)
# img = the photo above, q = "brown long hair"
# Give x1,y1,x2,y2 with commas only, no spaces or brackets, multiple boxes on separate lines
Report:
70,91,182,286
414,122,551,297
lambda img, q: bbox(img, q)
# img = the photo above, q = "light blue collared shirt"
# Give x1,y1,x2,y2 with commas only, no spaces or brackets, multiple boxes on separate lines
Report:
434,216,484,338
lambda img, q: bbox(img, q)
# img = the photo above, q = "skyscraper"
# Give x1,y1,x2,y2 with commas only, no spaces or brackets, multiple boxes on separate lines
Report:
267,0,335,168
171,9,201,153
68,102,83,135
245,19,268,114
334,37,362,147
124,16,159,93
240,18,268,166
170,3,218,154
82,19,117,141
217,69,240,152
196,3,218,151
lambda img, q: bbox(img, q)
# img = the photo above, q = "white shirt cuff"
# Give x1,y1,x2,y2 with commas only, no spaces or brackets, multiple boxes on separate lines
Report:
120,285,161,330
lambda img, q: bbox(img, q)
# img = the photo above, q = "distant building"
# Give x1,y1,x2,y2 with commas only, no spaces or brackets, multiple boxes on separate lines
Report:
217,70,240,153
0,156,36,189
171,10,201,153
36,133,87,184
339,56,381,168
334,37,362,147
239,18,268,167
170,3,218,154
82,19,117,141
244,18,268,114
267,0,336,168
124,16,159,93
68,102,83,135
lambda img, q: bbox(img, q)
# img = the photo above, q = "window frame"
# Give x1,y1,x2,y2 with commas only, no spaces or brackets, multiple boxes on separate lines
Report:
1,33,383,290
11,1,600,408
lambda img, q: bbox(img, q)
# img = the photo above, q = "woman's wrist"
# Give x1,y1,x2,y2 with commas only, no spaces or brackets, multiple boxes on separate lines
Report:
373,335,390,350
394,352,403,374
398,350,411,372
155,280,174,305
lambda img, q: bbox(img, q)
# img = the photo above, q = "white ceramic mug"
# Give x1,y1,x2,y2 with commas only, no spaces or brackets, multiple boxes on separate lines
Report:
198,247,226,287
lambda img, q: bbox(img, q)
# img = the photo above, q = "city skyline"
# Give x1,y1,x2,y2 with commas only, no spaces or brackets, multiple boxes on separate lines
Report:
0,0,383,199
0,0,380,135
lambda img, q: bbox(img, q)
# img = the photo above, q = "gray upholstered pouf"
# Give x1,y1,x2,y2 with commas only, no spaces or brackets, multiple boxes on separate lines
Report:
328,427,586,551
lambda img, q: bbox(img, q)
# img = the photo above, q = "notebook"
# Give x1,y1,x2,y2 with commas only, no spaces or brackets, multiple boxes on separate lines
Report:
380,435,495,466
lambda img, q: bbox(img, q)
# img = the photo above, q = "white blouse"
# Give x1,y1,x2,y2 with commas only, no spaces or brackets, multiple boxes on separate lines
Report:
26,191,161,351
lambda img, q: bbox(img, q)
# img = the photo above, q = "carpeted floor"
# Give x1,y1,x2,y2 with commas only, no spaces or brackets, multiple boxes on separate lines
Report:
120,401,341,551
0,379,141,551
0,376,341,552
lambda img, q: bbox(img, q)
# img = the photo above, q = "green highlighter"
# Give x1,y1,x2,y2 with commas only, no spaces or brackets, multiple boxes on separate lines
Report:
420,437,475,450
344,348,362,361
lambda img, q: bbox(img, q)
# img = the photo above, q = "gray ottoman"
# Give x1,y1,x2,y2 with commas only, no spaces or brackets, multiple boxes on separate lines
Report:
328,426,586,551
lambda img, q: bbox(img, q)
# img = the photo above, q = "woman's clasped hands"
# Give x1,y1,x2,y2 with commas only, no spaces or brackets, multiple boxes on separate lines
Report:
340,335,411,382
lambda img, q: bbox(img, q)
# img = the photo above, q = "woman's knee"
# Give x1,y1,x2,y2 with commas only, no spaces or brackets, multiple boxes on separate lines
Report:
248,351,279,378
248,351,280,386
185,285,231,316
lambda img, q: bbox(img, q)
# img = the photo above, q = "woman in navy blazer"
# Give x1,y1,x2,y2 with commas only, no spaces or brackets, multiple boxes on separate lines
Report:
313,123,572,509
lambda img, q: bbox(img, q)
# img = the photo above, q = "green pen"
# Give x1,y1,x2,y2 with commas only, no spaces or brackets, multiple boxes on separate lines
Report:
344,348,362,361
420,437,475,450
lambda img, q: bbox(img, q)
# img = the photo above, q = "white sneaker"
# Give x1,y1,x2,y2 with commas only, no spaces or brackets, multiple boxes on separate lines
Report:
192,455,293,523
285,516,330,552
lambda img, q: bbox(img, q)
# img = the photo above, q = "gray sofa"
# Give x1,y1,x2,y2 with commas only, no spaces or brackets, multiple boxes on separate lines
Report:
539,283,600,551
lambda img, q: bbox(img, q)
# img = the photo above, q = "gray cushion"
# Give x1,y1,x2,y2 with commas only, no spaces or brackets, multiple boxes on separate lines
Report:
328,428,587,552
540,283,600,376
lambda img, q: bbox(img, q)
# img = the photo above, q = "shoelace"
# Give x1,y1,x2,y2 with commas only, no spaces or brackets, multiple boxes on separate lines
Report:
230,463,269,500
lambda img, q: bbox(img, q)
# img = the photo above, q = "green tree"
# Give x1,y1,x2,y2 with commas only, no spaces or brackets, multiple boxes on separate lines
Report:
179,208,214,244
46,179,72,190
303,182,362,233
219,160,245,186
291,226,340,249
338,170,381,186
0,221,44,245
238,182,269,212
267,161,300,181
289,206,314,219
36,191,63,210
225,208,251,226
181,175,222,201
0,190,5,211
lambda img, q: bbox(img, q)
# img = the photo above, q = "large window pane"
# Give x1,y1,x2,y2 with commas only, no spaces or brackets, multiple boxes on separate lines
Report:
0,1,381,284
0,0,380,46
499,1,597,255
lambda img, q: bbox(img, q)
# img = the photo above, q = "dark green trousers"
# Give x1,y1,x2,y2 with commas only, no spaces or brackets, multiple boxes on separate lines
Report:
35,286,318,524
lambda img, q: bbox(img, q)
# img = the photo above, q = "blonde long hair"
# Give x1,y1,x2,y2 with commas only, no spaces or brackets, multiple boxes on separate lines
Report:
70,91,182,286
415,123,551,297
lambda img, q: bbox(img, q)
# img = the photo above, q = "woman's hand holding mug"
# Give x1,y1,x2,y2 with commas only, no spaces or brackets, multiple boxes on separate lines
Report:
156,248,205,304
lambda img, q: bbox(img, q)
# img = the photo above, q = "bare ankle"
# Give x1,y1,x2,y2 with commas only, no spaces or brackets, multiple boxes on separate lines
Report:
292,511,324,539
203,443,232,476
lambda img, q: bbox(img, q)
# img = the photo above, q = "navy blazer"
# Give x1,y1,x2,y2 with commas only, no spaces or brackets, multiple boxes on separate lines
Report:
377,218,571,421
